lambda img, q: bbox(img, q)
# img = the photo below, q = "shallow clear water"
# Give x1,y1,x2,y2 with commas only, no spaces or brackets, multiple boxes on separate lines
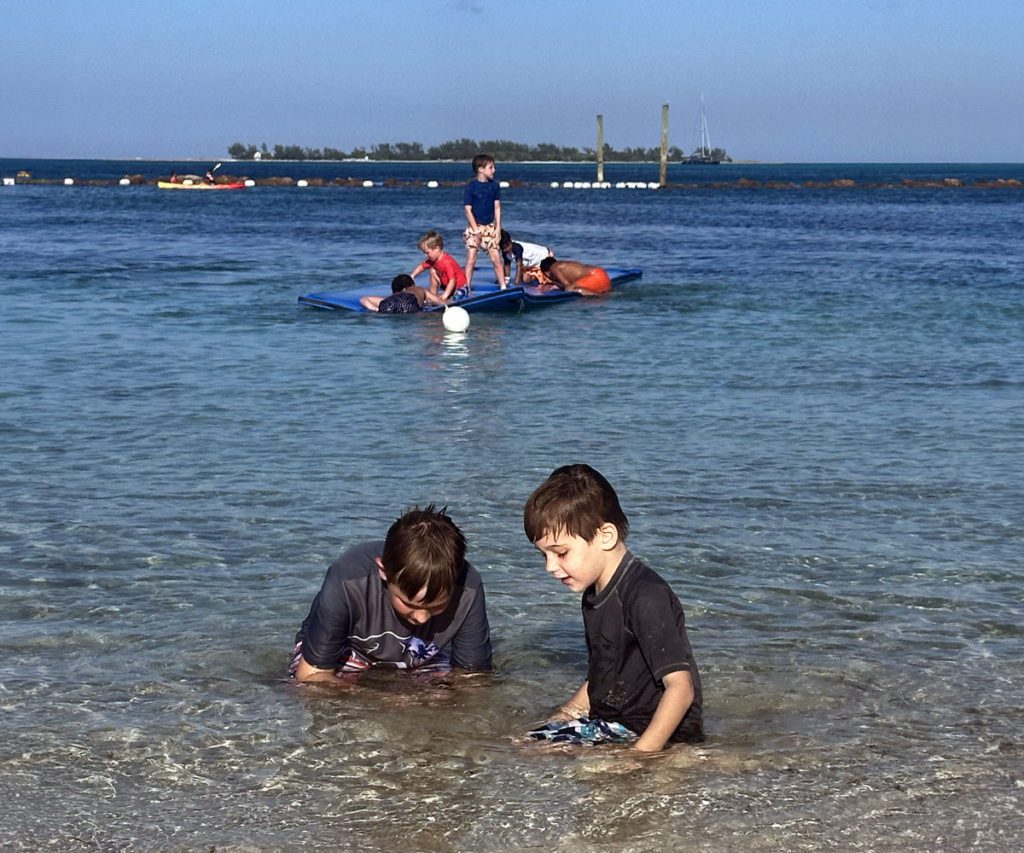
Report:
1,161,1023,850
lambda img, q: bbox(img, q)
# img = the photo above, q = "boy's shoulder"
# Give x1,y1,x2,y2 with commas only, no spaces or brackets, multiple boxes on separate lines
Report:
326,540,383,581
618,556,679,601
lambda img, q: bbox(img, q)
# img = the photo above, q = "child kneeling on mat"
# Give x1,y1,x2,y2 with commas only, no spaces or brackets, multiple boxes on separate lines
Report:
524,464,704,751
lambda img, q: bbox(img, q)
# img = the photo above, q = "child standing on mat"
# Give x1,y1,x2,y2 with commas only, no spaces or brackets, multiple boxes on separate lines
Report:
523,464,704,751
463,153,505,290
410,230,469,304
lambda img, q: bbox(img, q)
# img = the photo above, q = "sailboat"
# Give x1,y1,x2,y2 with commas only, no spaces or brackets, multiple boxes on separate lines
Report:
681,95,720,165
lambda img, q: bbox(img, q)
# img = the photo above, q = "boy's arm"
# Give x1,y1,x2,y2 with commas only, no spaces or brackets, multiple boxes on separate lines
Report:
448,584,492,671
464,204,478,230
493,199,501,234
294,656,353,685
633,670,694,752
510,244,524,286
410,262,427,278
548,680,590,722
422,289,446,306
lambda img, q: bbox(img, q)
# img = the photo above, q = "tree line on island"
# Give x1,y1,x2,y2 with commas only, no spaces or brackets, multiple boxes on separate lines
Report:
227,139,731,163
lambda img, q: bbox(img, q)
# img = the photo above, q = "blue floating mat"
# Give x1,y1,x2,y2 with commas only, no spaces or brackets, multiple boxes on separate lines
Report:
298,268,643,314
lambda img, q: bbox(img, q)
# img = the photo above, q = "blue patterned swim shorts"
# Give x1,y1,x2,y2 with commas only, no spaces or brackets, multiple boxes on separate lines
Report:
528,716,637,745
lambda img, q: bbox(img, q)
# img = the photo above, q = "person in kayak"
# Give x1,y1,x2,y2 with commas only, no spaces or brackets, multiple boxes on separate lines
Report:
539,257,612,295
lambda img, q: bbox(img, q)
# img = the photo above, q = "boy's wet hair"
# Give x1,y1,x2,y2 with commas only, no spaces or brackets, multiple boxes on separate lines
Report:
418,230,444,251
381,505,466,602
499,229,512,249
540,256,556,273
524,464,629,544
472,153,495,172
391,274,416,293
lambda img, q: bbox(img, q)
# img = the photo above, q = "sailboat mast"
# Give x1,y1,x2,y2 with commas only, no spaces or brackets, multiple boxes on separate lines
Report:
700,93,712,155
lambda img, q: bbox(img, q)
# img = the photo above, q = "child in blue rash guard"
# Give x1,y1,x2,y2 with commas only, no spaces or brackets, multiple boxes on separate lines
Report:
290,505,492,682
462,153,504,290
523,465,704,751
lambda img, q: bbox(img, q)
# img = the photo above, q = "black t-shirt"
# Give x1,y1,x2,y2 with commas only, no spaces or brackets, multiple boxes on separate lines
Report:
295,540,492,671
583,552,704,742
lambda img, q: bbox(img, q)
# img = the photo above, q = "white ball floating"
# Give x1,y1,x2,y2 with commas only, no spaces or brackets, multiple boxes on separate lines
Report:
118,177,131,186
64,178,74,186
362,180,374,188
499,180,510,188
244,179,256,187
550,181,559,188
442,305,471,333
427,180,439,188
297,179,309,187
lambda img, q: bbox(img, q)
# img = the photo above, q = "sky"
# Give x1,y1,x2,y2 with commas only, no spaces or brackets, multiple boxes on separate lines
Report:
1,0,1021,162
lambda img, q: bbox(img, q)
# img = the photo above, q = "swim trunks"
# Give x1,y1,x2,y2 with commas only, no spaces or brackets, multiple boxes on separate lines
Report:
528,717,637,745
378,291,421,313
463,222,500,251
574,267,612,293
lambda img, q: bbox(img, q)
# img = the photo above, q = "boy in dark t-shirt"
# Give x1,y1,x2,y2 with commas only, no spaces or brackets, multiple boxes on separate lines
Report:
290,505,492,683
523,465,703,751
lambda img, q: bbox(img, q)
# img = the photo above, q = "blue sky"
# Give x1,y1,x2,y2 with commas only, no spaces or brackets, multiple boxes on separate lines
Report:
2,0,1021,162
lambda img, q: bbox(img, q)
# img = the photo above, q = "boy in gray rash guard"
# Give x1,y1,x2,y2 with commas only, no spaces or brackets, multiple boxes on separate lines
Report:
290,506,492,682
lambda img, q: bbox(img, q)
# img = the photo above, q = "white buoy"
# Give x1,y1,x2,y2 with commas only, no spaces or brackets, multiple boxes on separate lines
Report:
499,180,510,188
647,182,660,190
615,181,626,189
244,179,256,187
427,180,439,188
297,179,309,187
442,305,471,333
562,181,573,189
550,181,559,188
362,180,374,188
3,177,15,186
118,177,131,186
64,178,74,186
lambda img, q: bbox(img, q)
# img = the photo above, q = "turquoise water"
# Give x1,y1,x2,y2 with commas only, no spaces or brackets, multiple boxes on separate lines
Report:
1,161,1022,850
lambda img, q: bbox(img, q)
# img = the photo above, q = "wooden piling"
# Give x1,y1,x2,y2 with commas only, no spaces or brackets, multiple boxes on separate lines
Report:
597,114,605,183
659,102,669,188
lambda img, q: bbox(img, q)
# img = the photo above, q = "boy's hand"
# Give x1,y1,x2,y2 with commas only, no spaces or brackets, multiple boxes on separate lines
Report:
548,700,588,723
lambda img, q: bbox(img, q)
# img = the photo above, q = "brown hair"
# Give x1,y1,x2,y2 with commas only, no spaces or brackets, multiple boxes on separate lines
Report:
523,464,629,544
381,505,466,602
472,153,495,172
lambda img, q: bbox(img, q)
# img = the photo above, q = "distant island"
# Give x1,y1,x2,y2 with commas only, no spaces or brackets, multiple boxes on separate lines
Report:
227,138,733,163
